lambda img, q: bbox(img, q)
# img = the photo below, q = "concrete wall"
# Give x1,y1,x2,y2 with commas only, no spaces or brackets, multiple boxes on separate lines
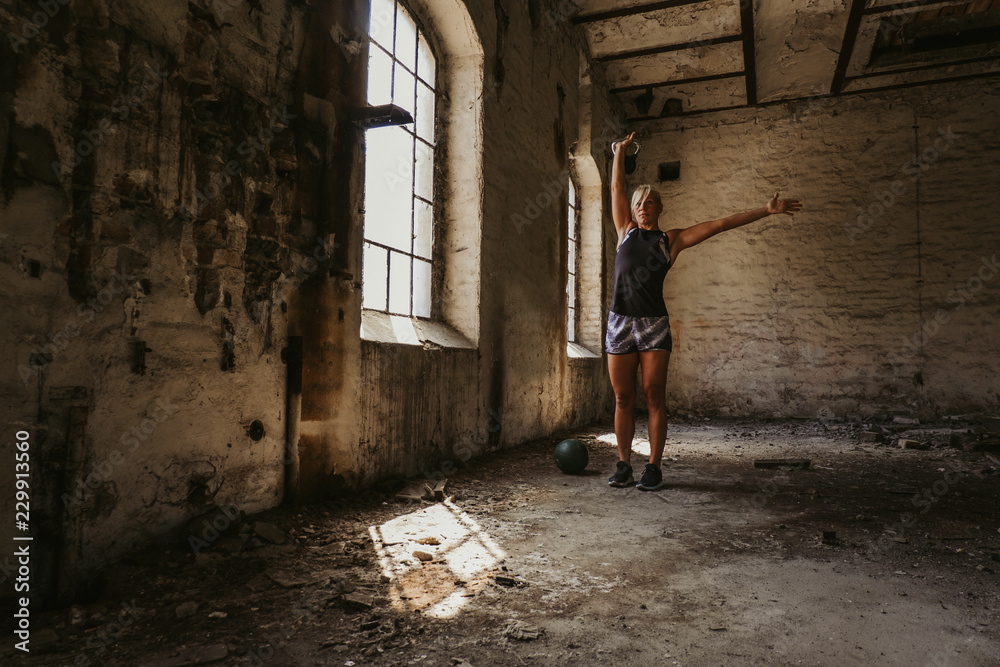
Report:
352,0,622,484
628,77,1000,420
0,0,620,604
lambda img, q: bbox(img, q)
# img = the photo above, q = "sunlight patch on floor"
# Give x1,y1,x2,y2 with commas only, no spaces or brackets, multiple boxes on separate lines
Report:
596,431,651,457
369,499,505,619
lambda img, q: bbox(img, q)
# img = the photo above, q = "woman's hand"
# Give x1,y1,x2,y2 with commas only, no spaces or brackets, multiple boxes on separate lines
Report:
767,191,802,216
613,132,636,155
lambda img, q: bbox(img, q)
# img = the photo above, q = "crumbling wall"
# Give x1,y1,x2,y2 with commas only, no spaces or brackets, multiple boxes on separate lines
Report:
0,0,621,604
629,78,1000,419
0,0,317,603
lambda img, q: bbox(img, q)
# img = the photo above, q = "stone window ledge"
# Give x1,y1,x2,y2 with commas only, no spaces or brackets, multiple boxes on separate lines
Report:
361,309,475,350
567,341,601,359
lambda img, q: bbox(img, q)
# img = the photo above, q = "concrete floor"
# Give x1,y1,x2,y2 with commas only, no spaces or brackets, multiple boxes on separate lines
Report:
5,418,999,666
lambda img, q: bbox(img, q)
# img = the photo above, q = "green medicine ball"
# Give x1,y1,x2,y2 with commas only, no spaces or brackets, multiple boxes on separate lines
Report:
554,438,589,475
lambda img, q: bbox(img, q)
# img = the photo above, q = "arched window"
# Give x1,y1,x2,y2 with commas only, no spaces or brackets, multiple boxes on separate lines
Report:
363,0,437,318
567,175,581,342
359,0,483,347
567,61,606,359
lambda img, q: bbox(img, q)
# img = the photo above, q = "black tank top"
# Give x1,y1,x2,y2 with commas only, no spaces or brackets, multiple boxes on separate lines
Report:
610,225,671,317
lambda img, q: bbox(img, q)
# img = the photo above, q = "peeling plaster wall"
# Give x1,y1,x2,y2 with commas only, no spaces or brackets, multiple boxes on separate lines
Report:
0,0,620,600
0,0,310,603
628,78,1000,419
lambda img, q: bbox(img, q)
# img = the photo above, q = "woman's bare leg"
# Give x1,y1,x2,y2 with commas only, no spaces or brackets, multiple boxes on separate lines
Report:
639,349,671,466
607,352,639,462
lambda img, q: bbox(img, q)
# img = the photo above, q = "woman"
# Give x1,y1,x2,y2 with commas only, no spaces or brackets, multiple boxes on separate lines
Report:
606,132,802,490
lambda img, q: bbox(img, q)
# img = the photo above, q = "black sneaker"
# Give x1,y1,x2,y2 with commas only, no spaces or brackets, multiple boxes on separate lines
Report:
608,461,634,487
636,464,663,491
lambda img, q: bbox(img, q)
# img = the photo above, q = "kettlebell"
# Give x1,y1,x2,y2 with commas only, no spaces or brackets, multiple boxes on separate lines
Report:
614,140,642,174
625,141,640,174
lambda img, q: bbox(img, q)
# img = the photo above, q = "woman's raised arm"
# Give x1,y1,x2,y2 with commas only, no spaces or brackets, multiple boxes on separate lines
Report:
668,191,802,262
610,133,636,237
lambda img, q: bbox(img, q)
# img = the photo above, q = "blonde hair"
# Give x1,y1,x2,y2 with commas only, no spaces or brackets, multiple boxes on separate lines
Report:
630,185,662,212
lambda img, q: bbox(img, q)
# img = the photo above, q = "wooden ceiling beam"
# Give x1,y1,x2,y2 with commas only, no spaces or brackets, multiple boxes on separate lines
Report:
831,0,870,95
571,0,708,25
740,0,758,105
623,69,1000,122
610,70,744,94
595,33,741,62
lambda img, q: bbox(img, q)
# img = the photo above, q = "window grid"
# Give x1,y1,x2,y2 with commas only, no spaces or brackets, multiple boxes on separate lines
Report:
363,0,437,319
567,178,580,343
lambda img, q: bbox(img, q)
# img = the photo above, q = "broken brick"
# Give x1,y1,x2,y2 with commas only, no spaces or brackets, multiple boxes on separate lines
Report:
898,439,929,450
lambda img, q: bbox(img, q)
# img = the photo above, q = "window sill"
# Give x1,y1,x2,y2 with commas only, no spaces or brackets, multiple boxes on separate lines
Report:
567,341,601,359
361,309,476,350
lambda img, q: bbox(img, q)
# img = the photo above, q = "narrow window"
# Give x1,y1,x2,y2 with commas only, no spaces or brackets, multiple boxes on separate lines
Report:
363,0,437,318
567,176,580,342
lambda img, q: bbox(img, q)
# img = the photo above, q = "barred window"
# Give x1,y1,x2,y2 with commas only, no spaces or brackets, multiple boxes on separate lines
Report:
567,176,580,342
362,0,437,318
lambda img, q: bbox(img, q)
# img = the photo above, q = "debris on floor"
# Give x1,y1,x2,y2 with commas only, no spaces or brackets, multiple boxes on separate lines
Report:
898,438,930,450
504,620,544,641
5,417,998,666
493,574,528,588
254,521,288,544
394,478,450,503
138,643,229,667
753,458,811,469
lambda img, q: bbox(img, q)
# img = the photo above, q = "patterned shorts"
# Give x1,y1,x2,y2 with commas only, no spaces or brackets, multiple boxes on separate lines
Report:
605,311,673,355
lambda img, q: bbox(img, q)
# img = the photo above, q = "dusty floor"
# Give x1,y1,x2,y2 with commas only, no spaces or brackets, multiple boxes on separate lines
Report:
4,417,1000,666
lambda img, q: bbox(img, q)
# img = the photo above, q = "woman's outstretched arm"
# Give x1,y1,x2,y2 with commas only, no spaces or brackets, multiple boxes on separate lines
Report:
669,191,801,260
610,133,635,237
